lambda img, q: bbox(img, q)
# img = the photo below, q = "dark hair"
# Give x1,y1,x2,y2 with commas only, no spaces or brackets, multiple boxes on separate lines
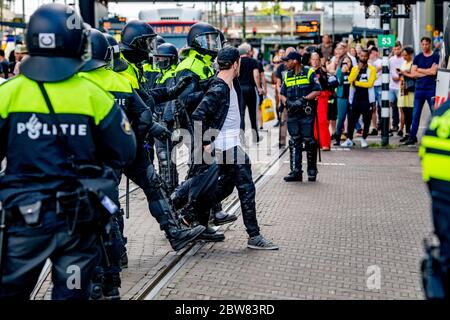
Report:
402,46,414,55
217,46,240,70
420,36,432,44
360,48,369,55
394,40,402,48
0,49,5,57
366,40,376,48
369,46,378,53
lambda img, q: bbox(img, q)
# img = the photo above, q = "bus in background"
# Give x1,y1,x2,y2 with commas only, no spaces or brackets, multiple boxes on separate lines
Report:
100,15,127,41
139,7,203,49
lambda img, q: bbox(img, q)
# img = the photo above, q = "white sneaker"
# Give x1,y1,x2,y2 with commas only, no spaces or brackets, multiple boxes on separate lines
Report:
340,139,354,148
360,138,368,148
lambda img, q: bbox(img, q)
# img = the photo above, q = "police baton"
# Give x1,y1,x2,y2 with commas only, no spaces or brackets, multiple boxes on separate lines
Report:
314,105,322,163
125,178,130,219
166,139,172,190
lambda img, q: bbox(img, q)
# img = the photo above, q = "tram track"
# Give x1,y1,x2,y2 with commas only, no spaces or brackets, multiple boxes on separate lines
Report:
136,147,287,300
29,147,287,300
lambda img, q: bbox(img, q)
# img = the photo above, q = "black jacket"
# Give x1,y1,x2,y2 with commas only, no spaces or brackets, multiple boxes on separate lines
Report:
191,77,244,145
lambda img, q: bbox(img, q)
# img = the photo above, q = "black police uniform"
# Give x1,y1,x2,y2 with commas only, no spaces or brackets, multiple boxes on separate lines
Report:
151,43,180,194
82,30,204,254
0,4,136,300
420,101,450,299
280,65,321,182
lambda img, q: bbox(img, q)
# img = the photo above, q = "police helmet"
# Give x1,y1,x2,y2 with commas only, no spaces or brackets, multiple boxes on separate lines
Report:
80,28,112,72
153,43,178,70
217,29,228,47
104,33,128,72
187,22,222,57
121,20,157,56
156,35,166,46
21,3,91,82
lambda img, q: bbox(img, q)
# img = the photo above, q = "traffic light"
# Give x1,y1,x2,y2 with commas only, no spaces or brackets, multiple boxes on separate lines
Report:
252,27,257,36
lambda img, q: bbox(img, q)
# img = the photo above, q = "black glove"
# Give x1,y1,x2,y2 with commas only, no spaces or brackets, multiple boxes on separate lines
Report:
148,122,171,141
167,76,194,99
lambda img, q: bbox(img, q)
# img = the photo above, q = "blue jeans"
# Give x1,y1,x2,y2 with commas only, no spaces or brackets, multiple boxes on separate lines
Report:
410,94,434,140
389,89,399,129
336,97,349,137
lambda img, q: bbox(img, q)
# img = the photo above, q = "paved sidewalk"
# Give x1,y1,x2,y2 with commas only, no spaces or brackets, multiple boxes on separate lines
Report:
155,149,432,300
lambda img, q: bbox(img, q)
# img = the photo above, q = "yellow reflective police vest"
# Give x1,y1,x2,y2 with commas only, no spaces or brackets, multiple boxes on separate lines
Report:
419,104,450,182
174,49,214,80
143,63,160,75
0,74,115,125
284,67,315,88
118,53,141,90
78,67,134,94
156,66,177,85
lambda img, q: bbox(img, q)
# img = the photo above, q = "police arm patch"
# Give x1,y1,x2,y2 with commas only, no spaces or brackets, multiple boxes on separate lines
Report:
120,109,133,135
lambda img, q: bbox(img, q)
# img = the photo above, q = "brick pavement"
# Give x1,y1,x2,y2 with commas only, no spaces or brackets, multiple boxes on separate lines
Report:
154,148,431,300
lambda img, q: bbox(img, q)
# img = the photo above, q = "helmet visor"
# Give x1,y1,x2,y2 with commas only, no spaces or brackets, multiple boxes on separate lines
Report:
130,34,157,55
104,45,114,68
153,55,172,70
194,32,222,53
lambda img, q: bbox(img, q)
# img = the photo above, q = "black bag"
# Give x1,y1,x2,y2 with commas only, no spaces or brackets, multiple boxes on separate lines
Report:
404,76,415,93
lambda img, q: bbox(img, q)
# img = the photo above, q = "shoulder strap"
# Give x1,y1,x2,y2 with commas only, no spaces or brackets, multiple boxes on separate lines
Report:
37,82,77,170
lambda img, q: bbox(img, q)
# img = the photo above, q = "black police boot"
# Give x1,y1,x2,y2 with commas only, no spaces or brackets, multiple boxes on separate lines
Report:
284,140,302,182
120,248,128,269
284,170,302,182
212,203,237,226
103,273,121,300
90,266,104,300
166,225,206,251
306,147,318,182
307,169,318,182
197,225,225,242
149,199,205,251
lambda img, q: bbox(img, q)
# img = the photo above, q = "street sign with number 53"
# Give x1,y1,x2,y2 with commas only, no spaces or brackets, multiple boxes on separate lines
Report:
377,35,396,48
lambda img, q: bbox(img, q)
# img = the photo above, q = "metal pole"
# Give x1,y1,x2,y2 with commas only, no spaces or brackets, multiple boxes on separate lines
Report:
332,0,335,42
22,0,25,22
380,4,391,146
242,0,246,40
219,0,223,30
1,0,4,35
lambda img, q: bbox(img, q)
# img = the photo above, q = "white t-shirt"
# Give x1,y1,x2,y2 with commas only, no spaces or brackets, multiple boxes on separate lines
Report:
370,58,383,87
214,86,241,151
389,55,405,90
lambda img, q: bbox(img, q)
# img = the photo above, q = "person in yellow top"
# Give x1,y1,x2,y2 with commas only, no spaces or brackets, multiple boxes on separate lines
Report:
341,49,377,148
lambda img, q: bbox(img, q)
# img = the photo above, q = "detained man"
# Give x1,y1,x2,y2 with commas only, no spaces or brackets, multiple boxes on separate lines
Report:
192,47,279,250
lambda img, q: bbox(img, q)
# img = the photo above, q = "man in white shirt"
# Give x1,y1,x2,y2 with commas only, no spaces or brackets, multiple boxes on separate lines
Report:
389,41,405,134
191,47,279,250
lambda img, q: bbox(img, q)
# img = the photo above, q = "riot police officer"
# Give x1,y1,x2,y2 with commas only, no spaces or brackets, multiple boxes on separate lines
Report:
144,35,166,86
172,22,236,240
119,20,158,101
280,51,321,182
0,4,136,299
153,43,180,193
420,100,450,299
79,30,205,256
